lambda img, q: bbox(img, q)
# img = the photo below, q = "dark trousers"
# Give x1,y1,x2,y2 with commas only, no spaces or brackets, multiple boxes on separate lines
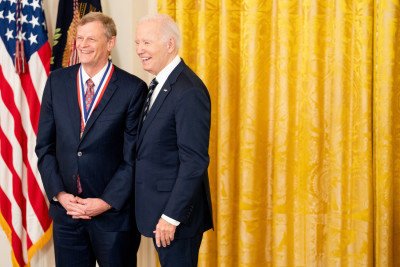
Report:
153,233,203,267
53,220,141,267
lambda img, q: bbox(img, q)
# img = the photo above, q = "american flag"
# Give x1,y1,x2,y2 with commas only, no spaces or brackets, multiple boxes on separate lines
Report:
0,0,52,266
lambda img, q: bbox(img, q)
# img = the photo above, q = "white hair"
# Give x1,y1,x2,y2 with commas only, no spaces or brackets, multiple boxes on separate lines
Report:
138,13,181,51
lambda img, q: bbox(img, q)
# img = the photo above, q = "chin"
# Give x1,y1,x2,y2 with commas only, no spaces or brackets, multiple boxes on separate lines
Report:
142,65,153,73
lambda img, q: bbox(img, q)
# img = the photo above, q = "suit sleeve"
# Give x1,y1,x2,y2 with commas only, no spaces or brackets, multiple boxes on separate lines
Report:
163,85,211,223
35,73,65,200
100,80,147,210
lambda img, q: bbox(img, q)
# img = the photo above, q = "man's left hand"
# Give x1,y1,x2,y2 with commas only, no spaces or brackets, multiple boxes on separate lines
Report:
153,217,176,247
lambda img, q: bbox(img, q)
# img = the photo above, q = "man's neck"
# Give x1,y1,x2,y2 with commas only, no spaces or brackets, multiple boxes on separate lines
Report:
82,60,109,78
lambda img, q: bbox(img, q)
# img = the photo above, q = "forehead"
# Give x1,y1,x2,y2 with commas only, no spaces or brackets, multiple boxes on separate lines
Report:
136,20,161,37
77,21,105,35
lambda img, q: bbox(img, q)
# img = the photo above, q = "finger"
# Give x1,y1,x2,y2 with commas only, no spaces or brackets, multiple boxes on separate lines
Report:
66,205,86,214
72,215,91,219
160,232,167,247
67,210,85,216
70,196,79,203
156,232,162,247
76,198,87,205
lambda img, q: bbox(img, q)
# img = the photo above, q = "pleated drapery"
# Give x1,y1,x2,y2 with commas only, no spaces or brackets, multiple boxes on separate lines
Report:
157,0,400,266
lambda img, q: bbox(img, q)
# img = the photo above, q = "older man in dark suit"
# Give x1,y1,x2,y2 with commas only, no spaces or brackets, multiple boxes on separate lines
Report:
134,14,213,267
35,12,146,267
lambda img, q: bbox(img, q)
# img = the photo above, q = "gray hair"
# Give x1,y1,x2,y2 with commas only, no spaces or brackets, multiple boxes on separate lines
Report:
138,14,181,51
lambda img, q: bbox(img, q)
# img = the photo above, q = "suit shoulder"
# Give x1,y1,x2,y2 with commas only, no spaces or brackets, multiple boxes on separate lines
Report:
113,65,146,85
49,64,80,79
172,65,208,97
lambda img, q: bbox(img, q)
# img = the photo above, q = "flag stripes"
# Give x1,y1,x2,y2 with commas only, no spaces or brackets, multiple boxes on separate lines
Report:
0,1,52,266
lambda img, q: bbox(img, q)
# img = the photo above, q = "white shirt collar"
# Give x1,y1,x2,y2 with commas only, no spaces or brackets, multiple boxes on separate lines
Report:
154,55,181,88
148,56,181,109
81,61,110,92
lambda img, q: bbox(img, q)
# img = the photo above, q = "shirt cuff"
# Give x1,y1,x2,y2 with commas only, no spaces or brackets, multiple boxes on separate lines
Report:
161,214,180,226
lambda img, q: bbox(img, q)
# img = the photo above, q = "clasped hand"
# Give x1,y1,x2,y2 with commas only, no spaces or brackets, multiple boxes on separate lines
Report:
56,192,111,219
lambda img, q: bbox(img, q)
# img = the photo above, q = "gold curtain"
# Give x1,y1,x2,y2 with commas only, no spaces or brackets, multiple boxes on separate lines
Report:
158,0,400,266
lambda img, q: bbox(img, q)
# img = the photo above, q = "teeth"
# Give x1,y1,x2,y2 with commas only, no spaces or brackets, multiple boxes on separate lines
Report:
142,57,150,61
81,50,91,54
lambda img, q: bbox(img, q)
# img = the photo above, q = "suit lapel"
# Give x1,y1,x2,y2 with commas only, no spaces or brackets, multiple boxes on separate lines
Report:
67,65,82,142
80,68,118,141
137,84,172,144
137,60,186,149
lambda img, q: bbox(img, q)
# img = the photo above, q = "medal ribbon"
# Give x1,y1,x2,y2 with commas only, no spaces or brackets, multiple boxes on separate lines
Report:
77,61,114,130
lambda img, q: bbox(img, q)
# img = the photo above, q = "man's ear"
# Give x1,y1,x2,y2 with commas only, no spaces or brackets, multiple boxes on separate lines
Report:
167,37,175,52
107,36,116,52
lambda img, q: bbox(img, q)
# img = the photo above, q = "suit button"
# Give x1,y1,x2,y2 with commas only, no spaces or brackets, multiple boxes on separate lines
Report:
77,152,82,157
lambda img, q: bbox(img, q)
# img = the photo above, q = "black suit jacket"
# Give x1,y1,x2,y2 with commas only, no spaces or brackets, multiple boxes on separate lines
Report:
135,59,213,238
35,64,147,231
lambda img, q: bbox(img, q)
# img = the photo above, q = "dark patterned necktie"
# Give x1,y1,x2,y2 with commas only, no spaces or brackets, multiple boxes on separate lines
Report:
142,78,158,122
80,78,95,134
85,78,95,112
77,78,95,194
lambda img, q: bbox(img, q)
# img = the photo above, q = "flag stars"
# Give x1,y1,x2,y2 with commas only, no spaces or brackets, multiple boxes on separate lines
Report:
29,15,39,28
6,10,15,23
28,32,38,45
5,28,14,41
30,0,40,11
0,10,4,19
16,31,26,41
19,13,28,25
9,0,17,6
21,0,29,8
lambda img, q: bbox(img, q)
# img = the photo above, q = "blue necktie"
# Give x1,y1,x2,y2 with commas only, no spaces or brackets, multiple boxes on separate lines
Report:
142,78,158,122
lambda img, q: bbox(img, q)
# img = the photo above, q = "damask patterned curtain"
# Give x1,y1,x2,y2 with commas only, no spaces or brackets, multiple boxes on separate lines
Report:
158,0,400,266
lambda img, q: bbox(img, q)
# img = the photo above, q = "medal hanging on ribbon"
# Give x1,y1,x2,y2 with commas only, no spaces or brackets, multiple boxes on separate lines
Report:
77,61,114,137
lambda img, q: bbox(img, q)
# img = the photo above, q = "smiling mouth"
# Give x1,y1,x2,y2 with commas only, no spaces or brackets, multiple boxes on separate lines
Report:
142,57,151,61
80,50,92,54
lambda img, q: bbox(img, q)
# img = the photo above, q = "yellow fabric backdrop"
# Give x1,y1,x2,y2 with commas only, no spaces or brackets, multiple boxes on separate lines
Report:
158,0,400,266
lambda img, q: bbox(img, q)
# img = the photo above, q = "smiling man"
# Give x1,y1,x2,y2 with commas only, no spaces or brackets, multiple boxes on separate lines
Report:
134,14,213,267
35,12,146,267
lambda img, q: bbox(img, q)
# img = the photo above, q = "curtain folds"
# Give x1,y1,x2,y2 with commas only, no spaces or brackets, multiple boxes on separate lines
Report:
158,0,400,266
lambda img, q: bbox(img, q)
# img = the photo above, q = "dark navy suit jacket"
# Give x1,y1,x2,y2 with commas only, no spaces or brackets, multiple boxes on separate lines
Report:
135,59,213,239
35,64,147,231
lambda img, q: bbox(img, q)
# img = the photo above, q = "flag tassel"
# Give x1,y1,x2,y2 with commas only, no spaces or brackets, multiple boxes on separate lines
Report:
15,39,26,74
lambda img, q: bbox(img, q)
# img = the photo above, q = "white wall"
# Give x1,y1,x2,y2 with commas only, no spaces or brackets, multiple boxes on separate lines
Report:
0,0,158,266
